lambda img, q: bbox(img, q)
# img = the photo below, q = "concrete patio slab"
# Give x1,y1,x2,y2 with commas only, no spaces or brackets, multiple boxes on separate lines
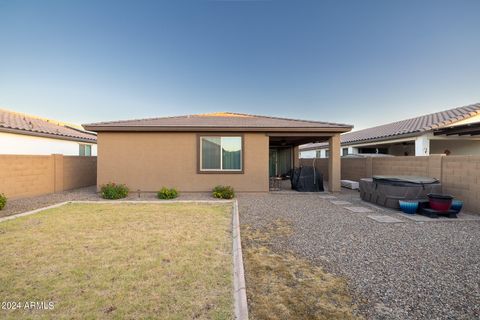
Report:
398,212,480,222
330,200,352,205
367,215,404,223
318,195,338,199
344,206,374,213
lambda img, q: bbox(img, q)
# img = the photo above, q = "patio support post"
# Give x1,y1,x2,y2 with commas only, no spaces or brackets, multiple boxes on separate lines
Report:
328,134,341,192
293,146,300,167
415,134,430,156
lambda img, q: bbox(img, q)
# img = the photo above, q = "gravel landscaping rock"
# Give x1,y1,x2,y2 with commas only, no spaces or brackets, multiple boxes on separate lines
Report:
0,187,99,218
238,192,480,319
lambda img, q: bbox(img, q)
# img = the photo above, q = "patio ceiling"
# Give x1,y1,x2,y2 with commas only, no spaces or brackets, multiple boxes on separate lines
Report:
434,122,480,136
268,133,331,147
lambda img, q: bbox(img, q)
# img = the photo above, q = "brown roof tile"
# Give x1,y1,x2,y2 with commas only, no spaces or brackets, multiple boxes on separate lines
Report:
83,112,352,132
300,103,480,150
0,109,97,142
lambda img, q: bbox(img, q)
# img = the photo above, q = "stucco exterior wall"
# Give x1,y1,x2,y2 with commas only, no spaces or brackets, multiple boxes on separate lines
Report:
0,131,97,156
97,132,270,192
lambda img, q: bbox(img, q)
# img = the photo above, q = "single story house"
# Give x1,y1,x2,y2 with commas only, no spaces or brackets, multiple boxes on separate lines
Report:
300,103,480,158
0,108,97,155
83,112,352,192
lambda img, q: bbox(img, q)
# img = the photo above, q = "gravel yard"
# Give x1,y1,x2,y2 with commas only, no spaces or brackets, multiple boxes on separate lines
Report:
238,191,480,319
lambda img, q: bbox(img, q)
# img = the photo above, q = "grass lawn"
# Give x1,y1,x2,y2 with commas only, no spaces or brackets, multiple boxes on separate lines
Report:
0,203,233,319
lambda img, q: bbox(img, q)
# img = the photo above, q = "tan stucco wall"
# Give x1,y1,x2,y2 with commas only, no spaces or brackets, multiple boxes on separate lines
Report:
97,132,270,192
0,154,97,199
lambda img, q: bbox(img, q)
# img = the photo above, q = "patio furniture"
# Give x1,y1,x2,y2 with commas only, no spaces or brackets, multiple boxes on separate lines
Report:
269,177,282,191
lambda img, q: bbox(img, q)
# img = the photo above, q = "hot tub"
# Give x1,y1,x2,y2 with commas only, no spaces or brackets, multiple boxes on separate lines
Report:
360,176,442,209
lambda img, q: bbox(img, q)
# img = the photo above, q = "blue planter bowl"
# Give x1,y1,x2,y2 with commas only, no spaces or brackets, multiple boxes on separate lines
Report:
451,200,463,212
399,200,418,214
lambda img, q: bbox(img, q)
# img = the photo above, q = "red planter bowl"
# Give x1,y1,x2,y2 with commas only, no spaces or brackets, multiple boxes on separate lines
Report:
427,193,453,212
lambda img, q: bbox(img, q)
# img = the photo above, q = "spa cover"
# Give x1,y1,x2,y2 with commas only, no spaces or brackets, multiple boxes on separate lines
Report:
372,176,439,185
360,176,441,209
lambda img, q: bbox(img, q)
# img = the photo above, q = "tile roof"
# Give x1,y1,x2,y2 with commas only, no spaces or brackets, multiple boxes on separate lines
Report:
0,109,97,142
300,103,480,150
83,112,353,132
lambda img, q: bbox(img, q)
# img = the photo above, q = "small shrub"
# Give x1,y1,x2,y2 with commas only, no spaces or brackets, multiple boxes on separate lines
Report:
157,187,178,200
212,185,235,199
100,183,129,200
0,193,6,210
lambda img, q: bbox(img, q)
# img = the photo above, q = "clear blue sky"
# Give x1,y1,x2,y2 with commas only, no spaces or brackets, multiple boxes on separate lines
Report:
0,0,479,130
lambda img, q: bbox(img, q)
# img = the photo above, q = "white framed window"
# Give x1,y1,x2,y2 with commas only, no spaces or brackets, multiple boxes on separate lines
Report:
79,144,92,156
199,136,242,172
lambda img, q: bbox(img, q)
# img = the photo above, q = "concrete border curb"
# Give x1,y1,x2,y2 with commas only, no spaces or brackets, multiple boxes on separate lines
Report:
0,198,250,319
0,200,233,223
0,201,70,223
232,199,249,320
71,200,233,204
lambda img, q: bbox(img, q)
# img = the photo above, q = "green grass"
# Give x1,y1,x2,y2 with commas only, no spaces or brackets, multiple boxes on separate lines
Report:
0,203,233,319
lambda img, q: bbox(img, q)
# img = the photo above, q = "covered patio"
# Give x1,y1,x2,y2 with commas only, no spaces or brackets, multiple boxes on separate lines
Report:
268,133,342,192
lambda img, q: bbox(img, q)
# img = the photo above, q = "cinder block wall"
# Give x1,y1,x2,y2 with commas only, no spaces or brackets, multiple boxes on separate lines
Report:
342,158,368,181
300,155,480,213
0,155,55,199
372,156,430,177
441,156,480,213
0,154,97,199
63,156,97,191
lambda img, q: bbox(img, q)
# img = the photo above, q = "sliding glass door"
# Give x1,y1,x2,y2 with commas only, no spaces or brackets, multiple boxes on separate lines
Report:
269,147,292,177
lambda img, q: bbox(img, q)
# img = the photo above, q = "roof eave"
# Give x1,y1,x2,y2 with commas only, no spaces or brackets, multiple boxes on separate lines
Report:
82,125,353,133
299,131,424,151
341,131,423,146
0,127,97,143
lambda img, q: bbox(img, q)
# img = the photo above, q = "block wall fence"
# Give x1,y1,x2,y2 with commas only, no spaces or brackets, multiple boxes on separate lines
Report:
0,154,97,199
301,155,480,213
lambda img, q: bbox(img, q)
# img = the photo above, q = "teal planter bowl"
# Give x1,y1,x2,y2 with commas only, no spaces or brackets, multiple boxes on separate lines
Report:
451,200,463,212
399,200,418,214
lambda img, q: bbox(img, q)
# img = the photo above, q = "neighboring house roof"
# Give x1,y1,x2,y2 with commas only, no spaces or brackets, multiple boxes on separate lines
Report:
83,112,353,132
0,109,97,143
300,103,480,150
